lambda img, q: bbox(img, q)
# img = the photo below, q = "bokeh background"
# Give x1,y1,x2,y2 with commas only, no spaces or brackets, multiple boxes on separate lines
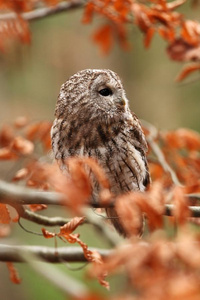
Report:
0,4,200,300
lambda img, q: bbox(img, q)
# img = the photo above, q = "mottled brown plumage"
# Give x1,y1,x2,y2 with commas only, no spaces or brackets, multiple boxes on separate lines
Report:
51,69,150,236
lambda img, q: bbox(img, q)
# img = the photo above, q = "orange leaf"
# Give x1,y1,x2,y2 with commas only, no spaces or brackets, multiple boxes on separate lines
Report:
0,224,11,237
82,157,110,189
93,24,114,54
13,168,29,181
0,124,14,147
6,262,21,284
0,204,10,224
59,217,85,236
0,147,18,160
176,64,200,81
167,38,200,62
28,204,47,212
173,186,190,224
14,116,28,128
26,121,52,151
41,228,56,239
11,136,34,155
144,27,155,48
82,2,95,24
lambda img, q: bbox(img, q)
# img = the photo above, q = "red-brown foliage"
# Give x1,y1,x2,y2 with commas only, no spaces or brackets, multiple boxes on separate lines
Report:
0,118,199,296
0,0,199,79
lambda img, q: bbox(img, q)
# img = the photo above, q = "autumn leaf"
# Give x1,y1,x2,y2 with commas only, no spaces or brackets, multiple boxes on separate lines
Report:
0,225,11,237
93,24,114,54
6,262,21,284
12,168,29,181
11,136,34,155
41,228,56,239
28,204,47,212
176,63,200,81
0,124,14,147
167,38,200,62
14,116,28,128
144,27,156,48
172,186,191,224
0,147,18,160
59,217,85,236
0,204,11,224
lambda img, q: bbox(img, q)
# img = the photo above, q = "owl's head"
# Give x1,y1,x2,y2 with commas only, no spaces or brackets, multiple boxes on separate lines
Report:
55,69,130,120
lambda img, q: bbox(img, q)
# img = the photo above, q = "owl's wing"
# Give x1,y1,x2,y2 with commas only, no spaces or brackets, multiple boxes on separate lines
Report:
130,112,151,188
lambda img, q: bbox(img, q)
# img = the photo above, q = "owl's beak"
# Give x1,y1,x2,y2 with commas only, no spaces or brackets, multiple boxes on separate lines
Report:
116,98,126,106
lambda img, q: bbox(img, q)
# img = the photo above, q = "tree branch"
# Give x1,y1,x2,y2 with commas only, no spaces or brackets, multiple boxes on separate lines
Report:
15,205,74,226
0,244,111,263
0,1,85,22
1,180,200,219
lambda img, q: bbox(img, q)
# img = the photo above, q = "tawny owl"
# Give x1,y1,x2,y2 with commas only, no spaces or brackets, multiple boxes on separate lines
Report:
51,69,150,237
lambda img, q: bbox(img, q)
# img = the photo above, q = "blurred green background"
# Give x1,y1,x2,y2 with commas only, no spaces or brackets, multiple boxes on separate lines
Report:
0,3,200,300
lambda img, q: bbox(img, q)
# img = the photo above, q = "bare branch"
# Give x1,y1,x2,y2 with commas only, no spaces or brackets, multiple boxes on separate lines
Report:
0,1,85,22
14,205,73,226
1,180,200,220
0,179,65,206
0,244,111,263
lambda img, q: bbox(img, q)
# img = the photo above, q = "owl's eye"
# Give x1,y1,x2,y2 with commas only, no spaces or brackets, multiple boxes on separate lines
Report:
98,88,113,97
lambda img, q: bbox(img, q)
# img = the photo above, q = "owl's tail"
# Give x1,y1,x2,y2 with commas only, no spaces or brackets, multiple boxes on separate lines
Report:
106,207,128,237
106,207,144,237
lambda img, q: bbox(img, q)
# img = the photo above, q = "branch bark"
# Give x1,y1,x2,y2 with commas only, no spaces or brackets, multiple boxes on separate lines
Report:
0,1,85,22
0,244,111,262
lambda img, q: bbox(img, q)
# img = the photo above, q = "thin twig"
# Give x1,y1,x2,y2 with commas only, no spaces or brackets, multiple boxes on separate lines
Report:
14,205,74,226
0,1,85,22
142,120,182,186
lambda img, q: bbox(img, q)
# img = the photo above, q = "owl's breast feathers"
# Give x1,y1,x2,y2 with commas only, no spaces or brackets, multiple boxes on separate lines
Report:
52,112,150,195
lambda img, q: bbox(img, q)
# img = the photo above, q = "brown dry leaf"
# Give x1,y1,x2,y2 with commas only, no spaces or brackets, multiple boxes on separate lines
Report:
116,181,165,235
0,204,10,224
0,124,14,147
0,147,18,160
28,204,47,212
116,193,144,236
181,20,200,46
11,136,34,155
144,27,156,48
0,17,30,51
93,24,114,54
82,2,95,24
82,157,110,190
172,186,191,224
41,228,56,239
175,229,200,268
0,224,11,237
57,219,109,289
59,217,85,236
61,158,92,210
26,121,52,151
12,168,29,181
174,129,200,150
6,262,21,284
176,63,200,81
167,38,200,62
14,116,28,128
158,26,175,42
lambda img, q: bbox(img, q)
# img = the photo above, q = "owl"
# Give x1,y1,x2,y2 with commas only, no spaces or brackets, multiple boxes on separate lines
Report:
51,69,150,237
